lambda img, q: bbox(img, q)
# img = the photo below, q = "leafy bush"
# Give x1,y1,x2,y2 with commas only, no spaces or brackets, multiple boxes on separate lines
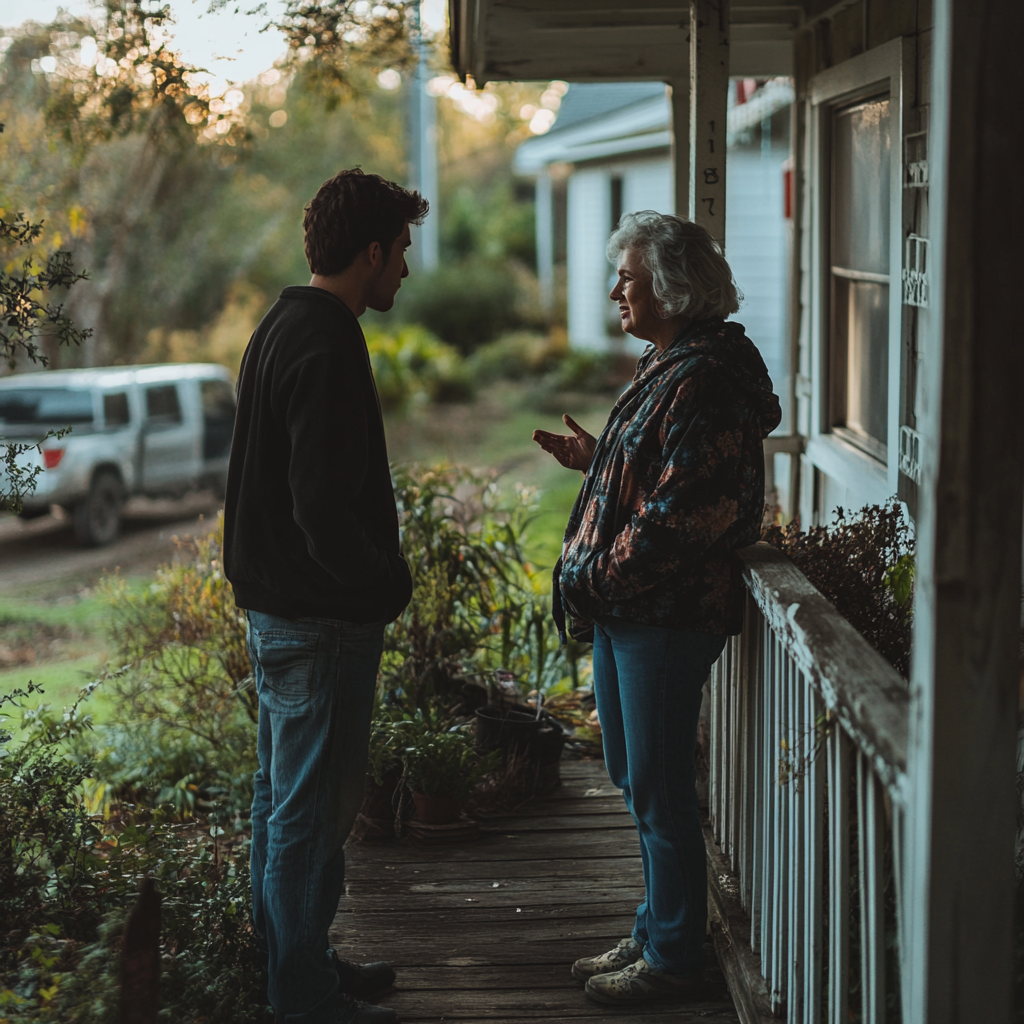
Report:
365,324,473,411
0,683,266,1024
464,331,564,384
389,261,520,354
100,517,256,822
762,500,914,677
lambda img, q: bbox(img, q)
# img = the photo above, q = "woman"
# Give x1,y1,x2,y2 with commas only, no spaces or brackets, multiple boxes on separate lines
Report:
533,211,781,1006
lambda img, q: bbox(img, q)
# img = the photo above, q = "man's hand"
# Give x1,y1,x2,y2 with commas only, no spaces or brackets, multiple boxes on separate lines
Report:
532,414,597,472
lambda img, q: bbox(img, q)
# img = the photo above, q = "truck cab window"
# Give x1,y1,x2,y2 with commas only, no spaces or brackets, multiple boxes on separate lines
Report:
200,379,235,460
103,392,130,428
145,385,182,426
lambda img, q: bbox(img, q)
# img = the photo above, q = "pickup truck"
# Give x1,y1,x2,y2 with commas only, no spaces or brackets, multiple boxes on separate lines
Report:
0,363,235,546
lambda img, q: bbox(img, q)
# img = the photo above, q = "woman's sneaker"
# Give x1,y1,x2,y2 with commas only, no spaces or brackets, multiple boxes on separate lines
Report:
571,937,643,982
584,957,701,1005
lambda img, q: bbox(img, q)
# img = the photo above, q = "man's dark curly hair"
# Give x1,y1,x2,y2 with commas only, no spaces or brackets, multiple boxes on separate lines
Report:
303,168,429,275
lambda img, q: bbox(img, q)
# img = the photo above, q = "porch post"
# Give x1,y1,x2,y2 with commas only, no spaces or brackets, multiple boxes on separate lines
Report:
688,0,730,249
535,166,555,316
904,0,1024,1021
670,78,690,218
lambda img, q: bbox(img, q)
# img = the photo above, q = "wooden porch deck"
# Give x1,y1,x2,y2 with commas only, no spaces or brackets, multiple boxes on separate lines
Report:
333,759,740,1023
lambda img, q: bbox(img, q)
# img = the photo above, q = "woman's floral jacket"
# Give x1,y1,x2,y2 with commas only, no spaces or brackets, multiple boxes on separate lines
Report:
554,318,782,641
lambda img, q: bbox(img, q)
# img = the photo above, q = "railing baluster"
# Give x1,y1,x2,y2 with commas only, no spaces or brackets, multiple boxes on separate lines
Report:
786,656,804,1023
750,604,765,945
710,649,721,840
803,686,824,1024
772,639,788,1012
763,631,779,990
827,725,850,1024
857,753,886,1024
758,622,775,962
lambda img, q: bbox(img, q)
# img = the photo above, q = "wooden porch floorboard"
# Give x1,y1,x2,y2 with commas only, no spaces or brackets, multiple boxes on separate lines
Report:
332,760,741,1023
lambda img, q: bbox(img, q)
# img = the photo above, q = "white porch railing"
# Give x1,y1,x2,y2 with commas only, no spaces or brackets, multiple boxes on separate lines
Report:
707,543,910,1024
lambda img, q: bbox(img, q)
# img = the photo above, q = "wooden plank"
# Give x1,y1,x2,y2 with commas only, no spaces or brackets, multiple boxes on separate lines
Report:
737,543,910,794
343,889,642,912
388,961,727,990
344,856,642,882
336,900,643,924
478,813,633,832
345,877,641,898
345,831,639,864
377,986,736,1020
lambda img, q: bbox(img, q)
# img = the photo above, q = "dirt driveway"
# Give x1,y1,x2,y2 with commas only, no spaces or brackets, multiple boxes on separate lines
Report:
0,493,222,596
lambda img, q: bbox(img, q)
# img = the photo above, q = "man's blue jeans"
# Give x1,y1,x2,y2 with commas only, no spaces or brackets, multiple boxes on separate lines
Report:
246,611,386,1023
592,617,727,978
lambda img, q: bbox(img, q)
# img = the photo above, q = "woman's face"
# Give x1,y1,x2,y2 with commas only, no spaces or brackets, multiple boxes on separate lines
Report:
609,247,662,342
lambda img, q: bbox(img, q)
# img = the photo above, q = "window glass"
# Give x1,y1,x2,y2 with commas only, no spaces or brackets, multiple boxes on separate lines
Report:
103,392,130,428
200,379,235,459
829,93,891,457
145,384,182,424
833,97,891,275
0,388,94,425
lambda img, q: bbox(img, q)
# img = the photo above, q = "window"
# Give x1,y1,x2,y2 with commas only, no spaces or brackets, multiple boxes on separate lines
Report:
103,392,130,428
200,379,235,459
0,389,94,425
145,384,182,425
828,93,891,460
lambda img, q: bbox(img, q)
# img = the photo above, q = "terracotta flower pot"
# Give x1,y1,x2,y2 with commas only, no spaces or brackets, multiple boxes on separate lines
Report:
412,792,462,825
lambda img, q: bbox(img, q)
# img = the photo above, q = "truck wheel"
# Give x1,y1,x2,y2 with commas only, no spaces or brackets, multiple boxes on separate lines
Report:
72,470,123,547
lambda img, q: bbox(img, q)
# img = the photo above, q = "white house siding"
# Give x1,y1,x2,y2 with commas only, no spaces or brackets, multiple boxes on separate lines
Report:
566,168,614,351
724,147,790,432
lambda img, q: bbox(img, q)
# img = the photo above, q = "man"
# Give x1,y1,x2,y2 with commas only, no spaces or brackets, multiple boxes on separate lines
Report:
224,168,428,1024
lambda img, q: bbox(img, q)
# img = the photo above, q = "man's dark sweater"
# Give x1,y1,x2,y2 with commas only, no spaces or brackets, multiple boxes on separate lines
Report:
223,286,412,624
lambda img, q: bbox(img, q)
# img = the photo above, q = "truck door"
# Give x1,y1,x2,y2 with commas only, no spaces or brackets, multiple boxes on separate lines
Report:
141,383,197,493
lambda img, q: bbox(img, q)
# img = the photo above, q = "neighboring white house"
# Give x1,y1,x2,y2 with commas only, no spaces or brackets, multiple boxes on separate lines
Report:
515,77,796,502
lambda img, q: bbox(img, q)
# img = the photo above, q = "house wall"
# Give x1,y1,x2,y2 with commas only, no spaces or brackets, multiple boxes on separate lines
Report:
791,0,934,526
564,149,792,421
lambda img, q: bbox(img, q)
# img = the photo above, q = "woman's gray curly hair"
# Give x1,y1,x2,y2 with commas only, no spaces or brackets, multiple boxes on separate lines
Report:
606,211,741,321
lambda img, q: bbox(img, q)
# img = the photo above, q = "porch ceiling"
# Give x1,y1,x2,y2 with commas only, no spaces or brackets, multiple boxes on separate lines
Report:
448,0,806,85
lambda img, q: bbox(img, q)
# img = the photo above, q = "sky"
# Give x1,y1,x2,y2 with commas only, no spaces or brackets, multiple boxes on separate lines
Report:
0,0,447,88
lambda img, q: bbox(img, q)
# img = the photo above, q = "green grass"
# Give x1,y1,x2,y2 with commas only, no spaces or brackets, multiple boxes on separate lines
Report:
386,381,612,570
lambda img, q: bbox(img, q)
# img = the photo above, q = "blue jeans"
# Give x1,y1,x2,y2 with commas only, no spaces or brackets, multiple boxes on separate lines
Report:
246,611,385,1023
592,617,727,977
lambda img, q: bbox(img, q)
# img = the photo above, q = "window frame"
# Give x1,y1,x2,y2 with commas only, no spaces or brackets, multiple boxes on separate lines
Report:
805,38,914,504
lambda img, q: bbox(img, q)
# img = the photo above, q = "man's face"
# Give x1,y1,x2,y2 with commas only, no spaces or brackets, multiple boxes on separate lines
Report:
365,223,412,313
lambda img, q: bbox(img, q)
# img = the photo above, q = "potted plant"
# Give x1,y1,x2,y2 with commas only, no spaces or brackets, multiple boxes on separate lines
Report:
401,726,500,824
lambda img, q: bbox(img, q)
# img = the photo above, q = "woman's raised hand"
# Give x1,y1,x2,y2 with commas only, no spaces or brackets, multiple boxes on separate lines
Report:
532,414,597,472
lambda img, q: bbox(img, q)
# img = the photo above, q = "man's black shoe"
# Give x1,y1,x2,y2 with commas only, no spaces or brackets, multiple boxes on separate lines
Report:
329,948,397,998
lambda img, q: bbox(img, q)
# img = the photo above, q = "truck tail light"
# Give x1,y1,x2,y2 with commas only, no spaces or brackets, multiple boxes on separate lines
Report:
43,448,65,469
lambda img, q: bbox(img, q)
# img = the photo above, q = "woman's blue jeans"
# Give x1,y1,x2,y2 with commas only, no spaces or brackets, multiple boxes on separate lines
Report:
592,617,727,978
246,611,385,1023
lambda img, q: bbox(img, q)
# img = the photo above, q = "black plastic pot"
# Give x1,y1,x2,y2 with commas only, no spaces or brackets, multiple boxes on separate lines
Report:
474,704,542,760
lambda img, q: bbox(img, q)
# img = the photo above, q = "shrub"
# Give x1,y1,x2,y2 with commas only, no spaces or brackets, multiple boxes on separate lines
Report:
389,262,520,354
0,682,266,1024
100,516,256,822
464,331,564,384
762,500,914,678
365,324,473,410
396,711,500,802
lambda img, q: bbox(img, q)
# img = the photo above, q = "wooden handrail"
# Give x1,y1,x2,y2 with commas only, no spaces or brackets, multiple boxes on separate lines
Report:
736,542,910,797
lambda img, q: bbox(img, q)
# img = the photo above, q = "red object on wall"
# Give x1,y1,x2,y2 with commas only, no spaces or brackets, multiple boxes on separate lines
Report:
782,158,794,220
43,448,65,469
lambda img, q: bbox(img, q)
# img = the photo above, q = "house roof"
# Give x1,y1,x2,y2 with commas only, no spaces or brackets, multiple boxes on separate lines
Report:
515,83,670,172
514,78,795,173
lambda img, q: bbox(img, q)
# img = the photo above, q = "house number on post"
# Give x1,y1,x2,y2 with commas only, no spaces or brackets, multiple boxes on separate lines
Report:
689,0,729,249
